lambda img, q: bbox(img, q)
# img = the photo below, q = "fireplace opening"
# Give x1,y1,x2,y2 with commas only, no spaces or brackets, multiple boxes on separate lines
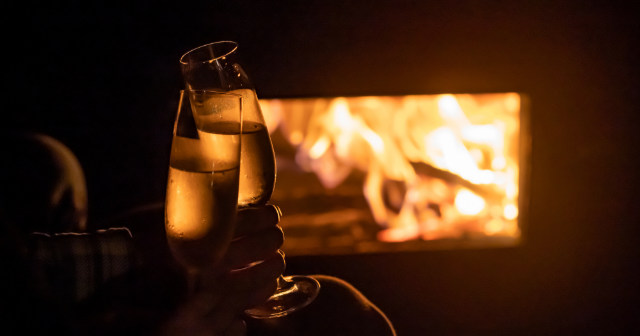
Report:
260,93,530,256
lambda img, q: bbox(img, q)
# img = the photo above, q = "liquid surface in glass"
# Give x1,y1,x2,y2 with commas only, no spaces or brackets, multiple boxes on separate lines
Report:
165,127,240,271
231,89,277,207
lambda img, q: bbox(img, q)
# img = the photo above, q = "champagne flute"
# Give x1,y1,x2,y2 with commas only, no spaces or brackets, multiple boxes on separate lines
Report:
180,41,320,318
165,90,243,293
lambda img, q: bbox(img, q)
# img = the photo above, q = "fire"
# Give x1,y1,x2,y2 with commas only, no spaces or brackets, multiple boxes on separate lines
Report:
260,93,520,242
503,203,518,220
454,189,485,216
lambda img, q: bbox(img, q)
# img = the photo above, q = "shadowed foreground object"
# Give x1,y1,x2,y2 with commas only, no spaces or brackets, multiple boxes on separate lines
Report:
247,275,396,336
0,133,88,234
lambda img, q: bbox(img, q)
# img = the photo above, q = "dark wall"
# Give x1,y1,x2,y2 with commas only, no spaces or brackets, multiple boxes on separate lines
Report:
7,1,640,334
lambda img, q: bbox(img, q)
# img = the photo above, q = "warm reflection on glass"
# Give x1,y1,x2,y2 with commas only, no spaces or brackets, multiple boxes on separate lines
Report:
180,41,276,208
165,90,242,274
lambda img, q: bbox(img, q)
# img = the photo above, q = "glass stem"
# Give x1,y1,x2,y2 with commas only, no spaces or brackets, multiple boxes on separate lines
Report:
273,275,298,298
274,250,293,292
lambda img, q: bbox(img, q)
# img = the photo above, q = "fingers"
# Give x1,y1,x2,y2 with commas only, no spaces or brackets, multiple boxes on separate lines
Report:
204,251,283,330
162,205,283,335
218,250,284,304
165,252,284,336
234,205,281,238
244,274,279,309
222,225,284,270
226,250,285,295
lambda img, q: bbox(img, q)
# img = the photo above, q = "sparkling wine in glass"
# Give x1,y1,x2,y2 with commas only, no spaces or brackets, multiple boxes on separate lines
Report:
179,41,275,208
180,41,320,318
165,90,242,290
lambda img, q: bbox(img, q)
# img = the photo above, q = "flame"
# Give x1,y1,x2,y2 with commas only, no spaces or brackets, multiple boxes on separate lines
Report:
503,203,518,220
426,127,495,184
260,93,520,241
484,219,504,235
455,189,486,216
309,135,331,159
258,99,281,134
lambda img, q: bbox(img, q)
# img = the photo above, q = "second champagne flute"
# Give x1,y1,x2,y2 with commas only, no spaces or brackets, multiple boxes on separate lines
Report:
165,90,243,292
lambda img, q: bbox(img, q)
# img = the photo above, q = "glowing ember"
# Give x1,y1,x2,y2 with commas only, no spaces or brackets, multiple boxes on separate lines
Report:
260,93,521,243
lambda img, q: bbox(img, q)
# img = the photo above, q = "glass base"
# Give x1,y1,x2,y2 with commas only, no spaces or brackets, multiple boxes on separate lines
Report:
245,275,320,319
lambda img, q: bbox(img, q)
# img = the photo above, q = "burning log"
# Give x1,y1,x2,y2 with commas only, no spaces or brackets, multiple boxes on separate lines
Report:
410,161,505,203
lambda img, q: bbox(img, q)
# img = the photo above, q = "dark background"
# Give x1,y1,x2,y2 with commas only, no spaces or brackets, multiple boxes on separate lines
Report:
6,0,640,334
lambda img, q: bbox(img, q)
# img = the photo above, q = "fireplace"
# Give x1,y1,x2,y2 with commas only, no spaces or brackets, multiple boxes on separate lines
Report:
12,0,637,333
259,93,530,256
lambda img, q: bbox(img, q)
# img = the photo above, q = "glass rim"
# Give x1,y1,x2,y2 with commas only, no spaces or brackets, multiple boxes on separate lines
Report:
179,41,239,65
185,89,243,98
